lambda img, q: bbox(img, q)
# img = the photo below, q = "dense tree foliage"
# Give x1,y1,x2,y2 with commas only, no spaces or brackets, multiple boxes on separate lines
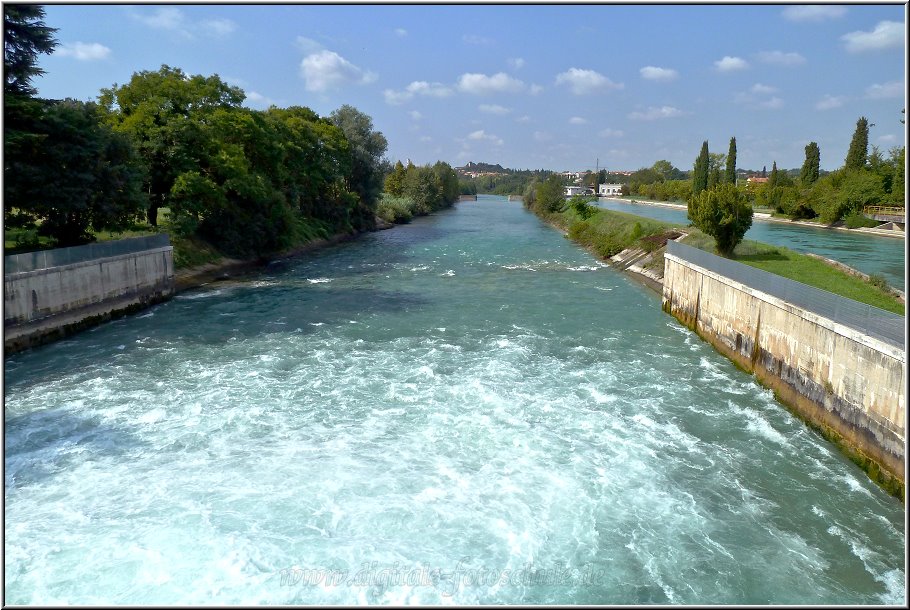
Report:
330,105,388,231
377,160,459,223
800,142,820,187
725,137,737,185
523,174,566,214
844,116,869,171
688,183,753,256
692,141,709,196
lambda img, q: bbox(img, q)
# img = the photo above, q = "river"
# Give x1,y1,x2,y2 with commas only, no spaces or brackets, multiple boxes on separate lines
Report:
3,195,905,604
595,198,906,291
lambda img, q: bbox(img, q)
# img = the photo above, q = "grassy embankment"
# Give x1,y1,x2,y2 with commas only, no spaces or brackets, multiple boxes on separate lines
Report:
4,207,343,271
541,204,904,315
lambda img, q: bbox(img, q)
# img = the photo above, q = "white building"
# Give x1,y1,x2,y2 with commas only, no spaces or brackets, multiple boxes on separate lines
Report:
598,183,623,196
564,185,593,197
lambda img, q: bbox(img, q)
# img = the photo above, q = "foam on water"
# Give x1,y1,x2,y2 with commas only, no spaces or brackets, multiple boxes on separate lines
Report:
4,198,904,605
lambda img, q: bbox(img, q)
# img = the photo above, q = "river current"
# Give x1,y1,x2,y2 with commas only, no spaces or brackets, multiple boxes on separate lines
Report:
3,196,905,604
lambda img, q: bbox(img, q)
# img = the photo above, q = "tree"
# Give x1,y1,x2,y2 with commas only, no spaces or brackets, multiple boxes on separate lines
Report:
330,105,388,231
889,146,905,206
689,184,753,256
800,142,820,187
707,152,725,189
4,4,57,97
692,140,709,197
761,165,767,178
534,174,566,213
725,137,737,184
99,65,246,225
768,161,779,189
7,100,147,246
384,160,407,196
845,116,869,171
652,159,675,181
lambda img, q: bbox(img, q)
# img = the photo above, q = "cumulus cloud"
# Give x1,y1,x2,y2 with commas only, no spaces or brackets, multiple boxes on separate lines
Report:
245,91,279,108
598,128,623,138
841,21,904,53
554,68,623,95
507,57,525,70
815,94,846,110
714,56,748,72
457,72,524,95
639,66,678,81
878,134,897,144
131,7,235,38
479,104,511,115
533,131,552,142
755,50,806,66
865,81,903,99
56,41,111,61
515,115,531,123
467,130,503,146
782,6,846,21
409,110,422,121
301,50,377,92
395,28,407,37
568,116,587,125
529,84,544,96
627,106,685,121
759,97,784,110
384,80,453,105
295,36,323,53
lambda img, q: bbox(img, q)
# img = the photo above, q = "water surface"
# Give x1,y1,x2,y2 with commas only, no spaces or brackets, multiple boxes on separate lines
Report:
4,196,905,604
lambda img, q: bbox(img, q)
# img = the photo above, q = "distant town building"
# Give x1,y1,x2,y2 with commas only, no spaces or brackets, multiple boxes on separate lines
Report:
598,183,623,196
564,185,594,197
746,176,769,184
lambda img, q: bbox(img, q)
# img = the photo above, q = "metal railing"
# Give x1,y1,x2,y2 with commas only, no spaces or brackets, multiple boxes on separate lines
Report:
4,234,171,275
666,241,905,349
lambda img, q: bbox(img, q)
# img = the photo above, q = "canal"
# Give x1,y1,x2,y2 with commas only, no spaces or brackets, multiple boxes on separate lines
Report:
595,198,906,291
4,196,904,604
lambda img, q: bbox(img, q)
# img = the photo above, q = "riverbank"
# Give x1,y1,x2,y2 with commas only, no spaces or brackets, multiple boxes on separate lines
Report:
602,196,906,239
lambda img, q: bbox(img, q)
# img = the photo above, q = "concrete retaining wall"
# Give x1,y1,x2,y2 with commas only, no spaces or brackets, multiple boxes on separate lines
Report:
662,251,906,494
4,245,174,352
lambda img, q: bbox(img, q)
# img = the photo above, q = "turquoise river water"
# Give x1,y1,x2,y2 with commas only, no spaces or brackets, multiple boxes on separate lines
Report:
596,198,906,291
3,196,906,604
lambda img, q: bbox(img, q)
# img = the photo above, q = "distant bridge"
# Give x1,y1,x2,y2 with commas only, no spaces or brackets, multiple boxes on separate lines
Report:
863,206,905,226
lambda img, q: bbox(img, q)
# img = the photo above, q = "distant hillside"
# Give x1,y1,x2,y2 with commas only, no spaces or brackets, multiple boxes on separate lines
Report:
455,161,548,176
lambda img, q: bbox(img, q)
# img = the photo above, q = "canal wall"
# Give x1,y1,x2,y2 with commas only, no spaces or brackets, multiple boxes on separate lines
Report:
458,194,478,201
662,241,906,496
4,235,175,353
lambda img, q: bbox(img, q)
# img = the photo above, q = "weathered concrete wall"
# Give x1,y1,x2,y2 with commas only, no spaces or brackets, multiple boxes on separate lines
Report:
663,251,906,495
458,195,478,201
4,246,174,352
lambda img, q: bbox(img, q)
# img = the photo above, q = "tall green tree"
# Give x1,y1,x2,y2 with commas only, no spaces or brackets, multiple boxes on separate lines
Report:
800,142,821,186
844,116,870,171
725,137,737,184
3,4,57,97
689,184,753,256
329,105,389,230
8,100,147,246
384,160,407,196
692,140,709,197
768,161,779,189
99,65,246,225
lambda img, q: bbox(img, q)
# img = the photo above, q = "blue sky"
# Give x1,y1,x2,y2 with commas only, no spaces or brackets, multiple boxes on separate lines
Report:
36,3,906,172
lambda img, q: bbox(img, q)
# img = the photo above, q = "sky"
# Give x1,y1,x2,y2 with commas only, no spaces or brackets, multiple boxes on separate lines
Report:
34,3,907,173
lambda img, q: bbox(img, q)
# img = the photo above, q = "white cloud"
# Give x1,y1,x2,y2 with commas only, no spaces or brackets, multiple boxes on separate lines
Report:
131,8,235,38
479,104,511,115
507,57,525,70
201,18,236,37
759,97,784,110
467,130,503,146
295,36,323,53
409,110,423,121
56,41,111,61
842,21,904,53
755,50,806,66
515,115,531,123
384,80,453,105
554,68,623,95
628,106,685,121
529,84,544,95
395,28,407,37
751,83,778,95
420,135,432,142
639,66,678,81
533,131,552,142
878,134,897,144
815,94,846,110
865,81,903,99
598,128,624,138
714,56,748,72
457,72,524,95
301,50,377,92
782,6,846,21
245,91,278,108
568,116,587,125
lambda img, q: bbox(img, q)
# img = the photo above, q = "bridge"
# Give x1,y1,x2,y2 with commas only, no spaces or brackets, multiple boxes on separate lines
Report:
863,206,905,227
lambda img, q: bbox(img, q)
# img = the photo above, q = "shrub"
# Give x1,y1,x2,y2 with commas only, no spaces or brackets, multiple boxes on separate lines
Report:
688,184,753,256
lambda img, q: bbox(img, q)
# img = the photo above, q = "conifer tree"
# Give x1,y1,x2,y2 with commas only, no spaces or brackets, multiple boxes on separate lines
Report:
725,137,737,184
845,116,869,170
800,142,820,186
